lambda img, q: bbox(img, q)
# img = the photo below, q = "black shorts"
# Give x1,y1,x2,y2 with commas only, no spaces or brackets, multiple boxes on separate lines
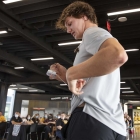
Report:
66,107,126,140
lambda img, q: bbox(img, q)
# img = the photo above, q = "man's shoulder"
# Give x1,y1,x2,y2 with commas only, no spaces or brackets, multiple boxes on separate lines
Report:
10,116,15,121
56,118,62,122
85,27,109,36
11,116,15,119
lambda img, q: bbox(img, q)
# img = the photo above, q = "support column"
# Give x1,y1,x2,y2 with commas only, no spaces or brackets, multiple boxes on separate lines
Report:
0,83,9,114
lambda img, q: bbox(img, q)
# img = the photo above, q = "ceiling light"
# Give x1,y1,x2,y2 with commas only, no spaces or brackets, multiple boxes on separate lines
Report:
14,67,24,69
122,91,134,93
9,88,18,90
8,28,12,31
3,0,22,4
19,88,28,89
120,87,130,89
129,101,140,102
125,49,139,52
58,41,82,46
10,84,16,87
31,57,54,61
60,84,67,86
29,90,38,92
0,31,8,34
120,82,126,83
107,8,140,16
118,17,127,22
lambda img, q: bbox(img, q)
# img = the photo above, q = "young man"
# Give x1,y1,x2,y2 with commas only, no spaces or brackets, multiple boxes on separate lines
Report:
10,112,22,125
56,112,67,140
50,1,128,140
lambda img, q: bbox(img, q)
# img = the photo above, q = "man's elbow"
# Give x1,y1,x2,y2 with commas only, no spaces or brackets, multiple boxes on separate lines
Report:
117,50,128,66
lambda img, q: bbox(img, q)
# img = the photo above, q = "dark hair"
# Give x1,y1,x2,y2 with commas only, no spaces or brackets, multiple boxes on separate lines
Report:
56,1,98,30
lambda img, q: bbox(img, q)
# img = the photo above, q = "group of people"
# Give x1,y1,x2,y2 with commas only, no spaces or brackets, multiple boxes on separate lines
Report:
0,111,69,140
124,113,134,137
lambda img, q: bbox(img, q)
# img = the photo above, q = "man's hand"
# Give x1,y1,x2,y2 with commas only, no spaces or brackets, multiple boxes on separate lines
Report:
67,79,86,95
57,125,62,130
49,63,67,83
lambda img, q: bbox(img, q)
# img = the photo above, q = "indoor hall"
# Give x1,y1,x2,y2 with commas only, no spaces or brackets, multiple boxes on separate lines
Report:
0,0,140,140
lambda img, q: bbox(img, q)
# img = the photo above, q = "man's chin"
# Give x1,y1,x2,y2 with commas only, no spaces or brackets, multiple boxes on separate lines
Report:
74,36,81,40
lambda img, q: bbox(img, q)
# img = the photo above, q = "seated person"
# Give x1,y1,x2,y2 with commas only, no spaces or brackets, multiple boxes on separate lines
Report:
26,114,34,124
32,113,40,124
10,112,22,125
56,112,67,140
0,111,6,123
43,114,56,139
25,114,34,125
40,113,48,124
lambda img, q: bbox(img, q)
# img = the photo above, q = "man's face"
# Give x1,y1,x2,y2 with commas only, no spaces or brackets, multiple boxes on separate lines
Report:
65,16,87,39
61,114,66,120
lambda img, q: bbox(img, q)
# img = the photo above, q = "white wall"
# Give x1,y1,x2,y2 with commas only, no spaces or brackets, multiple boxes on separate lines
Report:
21,107,28,117
5,89,16,120
124,104,128,114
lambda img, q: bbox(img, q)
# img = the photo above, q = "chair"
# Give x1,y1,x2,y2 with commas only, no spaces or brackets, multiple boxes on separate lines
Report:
2,121,10,140
0,122,6,138
40,131,45,140
39,125,46,140
27,123,38,140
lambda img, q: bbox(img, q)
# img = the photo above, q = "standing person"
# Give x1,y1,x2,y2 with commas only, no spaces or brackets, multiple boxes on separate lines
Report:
49,1,128,140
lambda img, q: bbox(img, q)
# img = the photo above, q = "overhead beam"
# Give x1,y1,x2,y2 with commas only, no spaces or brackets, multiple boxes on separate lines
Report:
5,74,56,84
121,66,140,80
120,96,140,100
127,79,140,95
26,13,60,24
0,32,17,38
0,72,7,81
29,84,70,94
46,34,74,42
0,9,72,65
17,91,71,95
121,93,139,96
19,5,66,20
7,0,47,9
0,2,32,29
33,26,56,33
37,30,63,36
0,65,27,77
12,0,70,14
0,49,46,75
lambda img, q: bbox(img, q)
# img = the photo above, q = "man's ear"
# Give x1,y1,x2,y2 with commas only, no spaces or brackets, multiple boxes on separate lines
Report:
83,16,88,21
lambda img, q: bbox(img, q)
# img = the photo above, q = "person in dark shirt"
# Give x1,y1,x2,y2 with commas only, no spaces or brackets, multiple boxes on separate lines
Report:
10,112,22,125
56,112,66,140
26,114,34,125
43,114,55,140
32,113,40,124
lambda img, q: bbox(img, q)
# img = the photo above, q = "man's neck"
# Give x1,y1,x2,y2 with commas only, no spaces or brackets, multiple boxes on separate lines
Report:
85,21,98,30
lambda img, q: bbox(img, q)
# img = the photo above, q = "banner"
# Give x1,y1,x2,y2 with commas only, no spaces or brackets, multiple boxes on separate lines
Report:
133,109,140,124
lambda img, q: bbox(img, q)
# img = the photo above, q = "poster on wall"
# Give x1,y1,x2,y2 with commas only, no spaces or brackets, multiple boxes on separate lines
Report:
133,109,140,124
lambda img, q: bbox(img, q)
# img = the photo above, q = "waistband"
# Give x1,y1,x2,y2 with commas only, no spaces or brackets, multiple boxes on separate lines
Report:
72,106,84,114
